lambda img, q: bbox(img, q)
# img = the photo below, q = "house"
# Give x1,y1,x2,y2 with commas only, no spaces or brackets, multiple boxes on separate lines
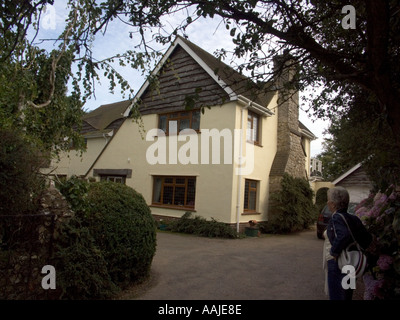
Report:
46,36,316,231
332,163,373,203
42,100,129,180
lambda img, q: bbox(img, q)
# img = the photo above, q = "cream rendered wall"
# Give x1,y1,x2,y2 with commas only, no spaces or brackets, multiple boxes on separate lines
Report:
44,136,109,178
87,97,279,224
303,138,311,177
88,102,238,223
230,93,279,224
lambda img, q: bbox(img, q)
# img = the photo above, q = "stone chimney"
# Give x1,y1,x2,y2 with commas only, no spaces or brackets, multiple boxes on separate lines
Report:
269,54,306,193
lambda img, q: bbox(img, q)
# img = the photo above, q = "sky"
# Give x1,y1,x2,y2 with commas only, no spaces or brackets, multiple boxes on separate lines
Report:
31,2,329,157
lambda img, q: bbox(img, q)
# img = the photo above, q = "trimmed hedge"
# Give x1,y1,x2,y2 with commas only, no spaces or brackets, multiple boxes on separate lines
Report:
54,218,118,299
85,182,157,287
55,179,157,298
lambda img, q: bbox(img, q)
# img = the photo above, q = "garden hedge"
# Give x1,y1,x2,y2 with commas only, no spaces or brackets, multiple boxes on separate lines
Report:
56,179,157,298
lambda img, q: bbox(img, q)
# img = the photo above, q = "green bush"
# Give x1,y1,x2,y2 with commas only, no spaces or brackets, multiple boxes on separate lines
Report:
0,128,44,215
315,187,329,213
55,179,157,298
85,182,157,288
168,212,238,238
53,218,118,299
264,173,318,233
57,175,89,214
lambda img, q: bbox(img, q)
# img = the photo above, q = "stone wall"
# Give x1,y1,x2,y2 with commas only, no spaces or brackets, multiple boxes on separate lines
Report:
0,185,72,299
268,55,307,221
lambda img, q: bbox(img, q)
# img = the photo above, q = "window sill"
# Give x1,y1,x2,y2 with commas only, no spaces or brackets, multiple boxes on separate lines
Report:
150,204,196,212
246,140,263,147
242,211,261,215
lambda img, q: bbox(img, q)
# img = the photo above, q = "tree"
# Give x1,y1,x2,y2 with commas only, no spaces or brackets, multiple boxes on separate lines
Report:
2,0,400,152
0,0,154,156
316,87,400,191
122,0,400,146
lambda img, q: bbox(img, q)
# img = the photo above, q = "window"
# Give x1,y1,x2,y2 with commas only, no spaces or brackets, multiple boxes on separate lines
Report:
69,138,87,150
152,176,196,209
247,111,260,144
244,179,258,212
100,175,126,184
158,110,200,135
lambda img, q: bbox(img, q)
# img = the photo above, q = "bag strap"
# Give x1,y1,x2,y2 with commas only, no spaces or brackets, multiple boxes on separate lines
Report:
337,213,362,251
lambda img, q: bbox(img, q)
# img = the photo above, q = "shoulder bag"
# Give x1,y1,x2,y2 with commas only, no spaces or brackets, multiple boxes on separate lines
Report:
333,213,367,278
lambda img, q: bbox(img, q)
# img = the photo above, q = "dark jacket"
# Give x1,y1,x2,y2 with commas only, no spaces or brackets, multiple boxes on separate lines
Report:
327,209,353,258
327,208,372,258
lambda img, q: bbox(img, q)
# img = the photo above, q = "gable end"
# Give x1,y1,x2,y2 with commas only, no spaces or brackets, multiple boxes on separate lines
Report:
138,45,230,115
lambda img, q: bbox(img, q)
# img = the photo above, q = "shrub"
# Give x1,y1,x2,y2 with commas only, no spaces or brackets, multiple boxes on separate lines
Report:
57,175,89,214
168,212,238,238
85,181,157,288
55,179,157,298
265,173,318,233
355,185,400,300
53,217,118,299
0,128,44,215
315,187,329,213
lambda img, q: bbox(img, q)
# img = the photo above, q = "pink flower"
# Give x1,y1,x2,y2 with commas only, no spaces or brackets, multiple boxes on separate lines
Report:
355,207,368,218
363,273,385,300
389,191,397,201
374,193,387,206
377,255,393,271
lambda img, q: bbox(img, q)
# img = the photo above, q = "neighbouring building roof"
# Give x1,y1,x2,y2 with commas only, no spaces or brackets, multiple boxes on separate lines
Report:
332,163,363,185
332,162,373,188
81,100,130,135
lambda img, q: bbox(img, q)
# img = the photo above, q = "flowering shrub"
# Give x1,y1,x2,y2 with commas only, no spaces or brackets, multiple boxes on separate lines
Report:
354,185,400,300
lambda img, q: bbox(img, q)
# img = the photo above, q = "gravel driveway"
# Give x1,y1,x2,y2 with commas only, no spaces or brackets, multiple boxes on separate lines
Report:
119,228,364,300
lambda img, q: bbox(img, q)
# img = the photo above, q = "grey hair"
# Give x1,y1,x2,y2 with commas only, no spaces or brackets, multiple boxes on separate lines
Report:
327,187,350,211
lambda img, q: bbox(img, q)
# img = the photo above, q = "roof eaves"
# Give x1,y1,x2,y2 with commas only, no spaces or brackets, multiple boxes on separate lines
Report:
298,121,317,140
237,95,274,116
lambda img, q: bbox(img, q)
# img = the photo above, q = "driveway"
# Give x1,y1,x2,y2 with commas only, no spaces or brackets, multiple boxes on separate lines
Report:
119,228,364,300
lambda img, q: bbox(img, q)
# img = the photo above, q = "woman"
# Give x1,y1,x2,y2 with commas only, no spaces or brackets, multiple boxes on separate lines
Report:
323,186,354,300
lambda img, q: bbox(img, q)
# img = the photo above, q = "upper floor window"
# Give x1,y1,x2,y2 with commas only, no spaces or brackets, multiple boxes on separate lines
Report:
247,111,260,144
158,110,200,135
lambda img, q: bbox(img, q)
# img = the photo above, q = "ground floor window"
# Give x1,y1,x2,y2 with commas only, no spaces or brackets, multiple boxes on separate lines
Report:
152,176,196,209
100,175,126,184
244,179,258,212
